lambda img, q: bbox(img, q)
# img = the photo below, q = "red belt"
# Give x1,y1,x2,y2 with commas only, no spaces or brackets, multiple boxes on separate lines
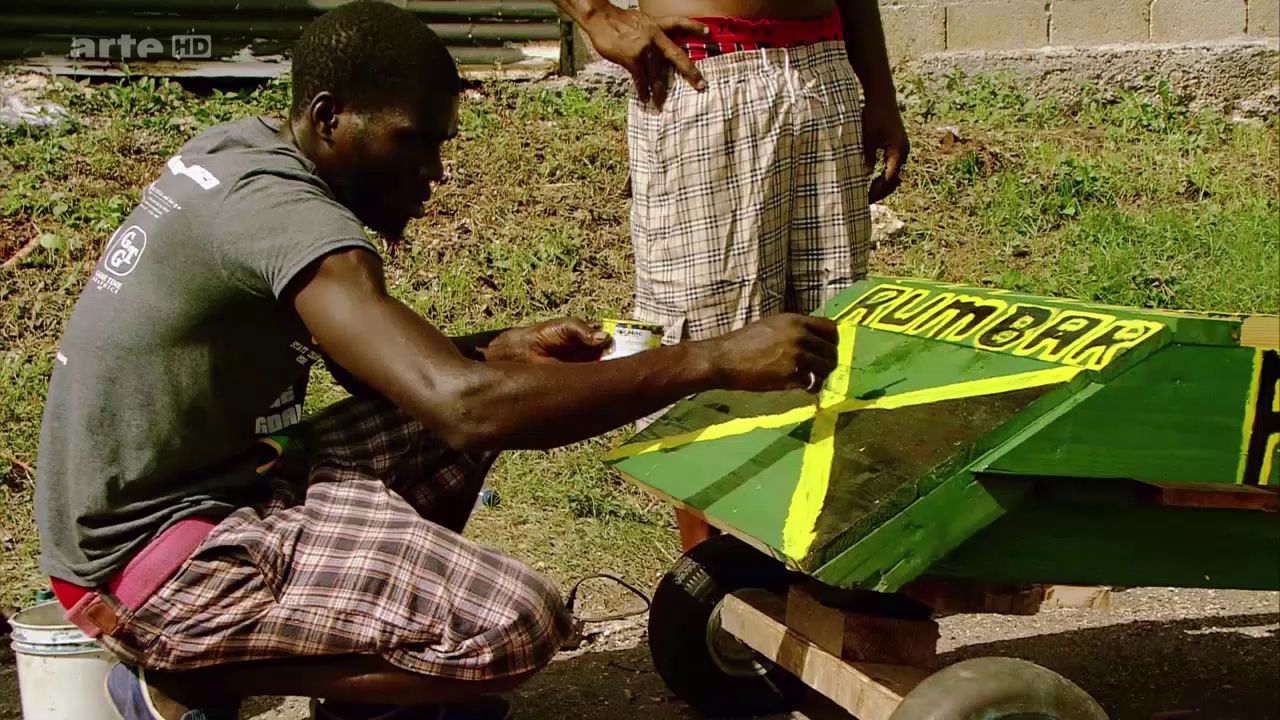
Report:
52,518,217,638
671,7,844,61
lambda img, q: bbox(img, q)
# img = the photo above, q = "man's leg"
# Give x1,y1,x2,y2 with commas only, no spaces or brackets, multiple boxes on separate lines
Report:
626,50,798,439
96,394,571,719
626,52,794,350
786,42,872,315
128,655,535,719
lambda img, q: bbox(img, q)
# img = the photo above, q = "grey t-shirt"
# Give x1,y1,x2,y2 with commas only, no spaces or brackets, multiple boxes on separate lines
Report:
35,116,377,586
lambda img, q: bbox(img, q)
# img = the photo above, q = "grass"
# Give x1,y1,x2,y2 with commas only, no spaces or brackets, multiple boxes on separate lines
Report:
1,69,1277,611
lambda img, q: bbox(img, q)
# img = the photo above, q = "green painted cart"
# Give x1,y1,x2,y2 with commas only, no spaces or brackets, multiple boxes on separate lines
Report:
606,276,1280,720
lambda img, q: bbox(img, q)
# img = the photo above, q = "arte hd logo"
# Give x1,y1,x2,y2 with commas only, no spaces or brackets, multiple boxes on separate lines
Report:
70,33,212,60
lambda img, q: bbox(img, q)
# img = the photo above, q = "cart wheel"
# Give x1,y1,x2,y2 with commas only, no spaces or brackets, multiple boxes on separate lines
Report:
889,657,1109,720
648,535,802,717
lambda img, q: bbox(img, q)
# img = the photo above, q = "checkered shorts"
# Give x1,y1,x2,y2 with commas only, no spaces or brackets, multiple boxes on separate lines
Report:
92,394,573,681
628,41,871,345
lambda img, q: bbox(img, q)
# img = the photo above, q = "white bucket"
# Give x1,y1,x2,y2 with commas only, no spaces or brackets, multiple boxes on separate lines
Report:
10,600,117,720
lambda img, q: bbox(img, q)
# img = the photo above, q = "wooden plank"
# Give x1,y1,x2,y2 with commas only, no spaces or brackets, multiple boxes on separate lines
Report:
785,586,845,657
1144,481,1278,512
900,578,1046,615
1240,315,1280,349
13,42,561,80
1041,585,1113,609
720,590,927,720
786,584,939,665
674,509,716,552
841,610,939,666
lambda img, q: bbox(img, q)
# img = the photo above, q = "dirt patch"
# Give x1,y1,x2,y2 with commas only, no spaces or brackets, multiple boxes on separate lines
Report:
0,214,33,267
1,589,1276,720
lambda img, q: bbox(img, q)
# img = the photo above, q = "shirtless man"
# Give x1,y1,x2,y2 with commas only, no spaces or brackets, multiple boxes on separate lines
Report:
34,4,840,720
559,0,908,535
562,0,908,339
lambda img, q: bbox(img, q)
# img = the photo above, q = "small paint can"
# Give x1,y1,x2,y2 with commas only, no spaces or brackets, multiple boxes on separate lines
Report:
599,319,663,360
473,488,500,511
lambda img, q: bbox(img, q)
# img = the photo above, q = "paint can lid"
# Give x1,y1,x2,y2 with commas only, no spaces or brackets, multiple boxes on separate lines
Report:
601,318,664,334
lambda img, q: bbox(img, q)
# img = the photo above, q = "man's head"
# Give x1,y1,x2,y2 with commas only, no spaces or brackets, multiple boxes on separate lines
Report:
289,0,461,240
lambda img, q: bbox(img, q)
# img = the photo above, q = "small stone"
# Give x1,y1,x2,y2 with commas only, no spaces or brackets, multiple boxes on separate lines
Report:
935,125,964,147
870,204,906,248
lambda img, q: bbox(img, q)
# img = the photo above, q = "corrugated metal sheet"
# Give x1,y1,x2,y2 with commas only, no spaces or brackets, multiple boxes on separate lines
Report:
0,0,571,77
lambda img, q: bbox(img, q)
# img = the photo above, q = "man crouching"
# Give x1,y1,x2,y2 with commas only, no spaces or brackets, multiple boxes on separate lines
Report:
34,2,840,719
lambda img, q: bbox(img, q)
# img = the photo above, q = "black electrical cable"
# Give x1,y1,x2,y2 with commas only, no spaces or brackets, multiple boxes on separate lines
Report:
564,573,652,623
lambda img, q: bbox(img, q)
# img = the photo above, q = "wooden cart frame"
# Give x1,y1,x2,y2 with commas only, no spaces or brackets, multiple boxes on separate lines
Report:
608,276,1279,719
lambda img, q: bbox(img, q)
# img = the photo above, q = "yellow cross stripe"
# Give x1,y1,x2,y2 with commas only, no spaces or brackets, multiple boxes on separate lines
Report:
782,410,839,559
821,365,1084,416
819,325,859,409
783,327,857,560
779,363,1083,562
1260,435,1278,487
1237,349,1264,485
607,365,1087,462
605,405,819,461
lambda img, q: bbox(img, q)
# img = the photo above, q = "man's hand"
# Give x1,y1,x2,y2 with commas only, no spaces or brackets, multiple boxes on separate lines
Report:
485,318,611,364
580,3,708,109
704,315,840,394
863,92,910,204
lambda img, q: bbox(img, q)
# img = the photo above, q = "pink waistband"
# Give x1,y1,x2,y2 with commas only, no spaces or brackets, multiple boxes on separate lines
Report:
60,517,217,637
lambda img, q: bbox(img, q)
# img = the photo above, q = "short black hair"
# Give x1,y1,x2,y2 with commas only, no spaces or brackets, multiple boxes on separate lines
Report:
290,0,461,118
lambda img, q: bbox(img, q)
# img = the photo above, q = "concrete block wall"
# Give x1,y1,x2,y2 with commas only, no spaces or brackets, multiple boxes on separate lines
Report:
575,0,1278,68
885,0,1272,60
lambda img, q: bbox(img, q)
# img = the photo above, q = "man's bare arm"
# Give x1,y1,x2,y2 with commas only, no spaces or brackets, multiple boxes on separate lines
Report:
291,249,838,452
836,0,909,201
324,330,505,397
835,0,894,99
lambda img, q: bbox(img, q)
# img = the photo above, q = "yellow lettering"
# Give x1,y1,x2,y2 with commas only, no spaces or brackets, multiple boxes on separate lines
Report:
872,290,952,332
1014,310,1114,363
1066,319,1165,370
975,304,1057,352
1239,350,1280,486
908,295,1009,342
836,285,913,326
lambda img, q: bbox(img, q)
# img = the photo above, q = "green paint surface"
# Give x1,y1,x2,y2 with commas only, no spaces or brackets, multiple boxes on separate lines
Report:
608,276,1278,589
989,345,1261,485
812,474,1029,591
928,497,1280,590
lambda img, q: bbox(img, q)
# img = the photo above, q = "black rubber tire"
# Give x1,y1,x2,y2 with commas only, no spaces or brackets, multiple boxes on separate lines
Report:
648,535,801,718
888,657,1110,720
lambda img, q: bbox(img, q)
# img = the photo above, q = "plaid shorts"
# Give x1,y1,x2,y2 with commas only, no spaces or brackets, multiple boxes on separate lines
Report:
92,394,573,681
628,39,872,345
